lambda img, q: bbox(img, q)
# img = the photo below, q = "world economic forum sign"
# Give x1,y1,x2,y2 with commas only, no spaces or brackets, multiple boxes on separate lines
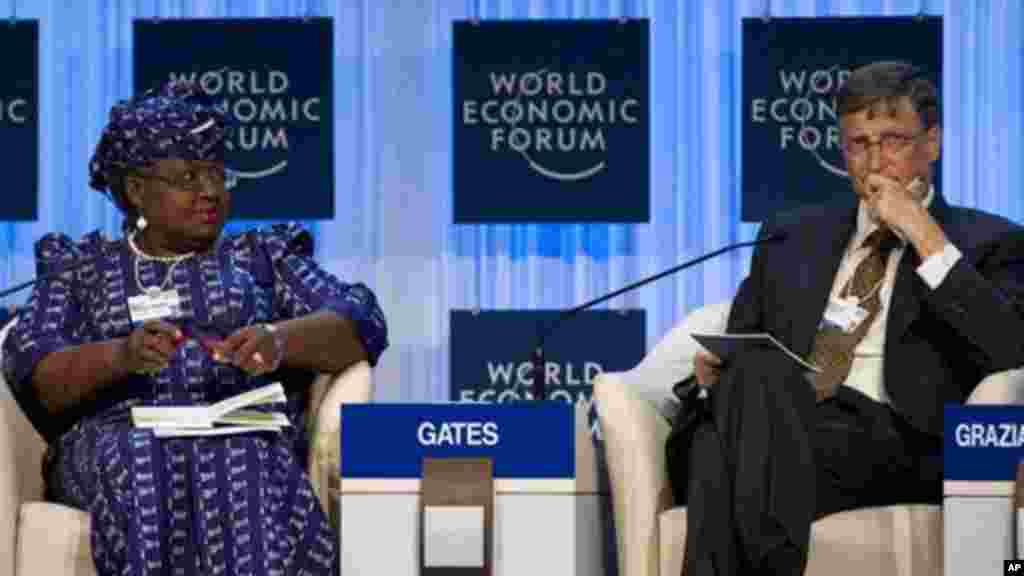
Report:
0,22,37,220
134,19,333,220
453,19,650,222
449,310,645,439
741,16,941,222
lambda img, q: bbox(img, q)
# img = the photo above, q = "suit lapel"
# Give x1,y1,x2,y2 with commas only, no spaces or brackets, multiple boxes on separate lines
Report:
792,202,859,357
884,248,924,347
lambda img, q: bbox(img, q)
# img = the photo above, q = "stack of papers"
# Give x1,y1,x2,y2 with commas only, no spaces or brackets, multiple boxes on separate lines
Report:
131,383,292,438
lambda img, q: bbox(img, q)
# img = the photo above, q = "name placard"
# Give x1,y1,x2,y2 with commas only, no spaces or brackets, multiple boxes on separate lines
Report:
340,403,574,479
944,405,1024,481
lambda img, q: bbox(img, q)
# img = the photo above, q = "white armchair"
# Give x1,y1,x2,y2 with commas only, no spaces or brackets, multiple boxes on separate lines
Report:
0,320,372,576
594,300,1024,576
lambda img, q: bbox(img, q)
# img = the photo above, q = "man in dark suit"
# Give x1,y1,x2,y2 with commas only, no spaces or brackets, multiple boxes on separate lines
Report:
667,61,1024,575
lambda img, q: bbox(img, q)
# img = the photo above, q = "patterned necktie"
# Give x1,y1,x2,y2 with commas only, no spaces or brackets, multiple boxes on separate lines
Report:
808,228,900,402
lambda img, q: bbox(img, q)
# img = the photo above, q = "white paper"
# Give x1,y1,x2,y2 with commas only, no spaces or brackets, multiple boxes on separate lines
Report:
207,383,288,422
691,332,822,373
131,406,215,429
152,425,283,438
423,505,485,568
131,382,291,434
215,410,291,427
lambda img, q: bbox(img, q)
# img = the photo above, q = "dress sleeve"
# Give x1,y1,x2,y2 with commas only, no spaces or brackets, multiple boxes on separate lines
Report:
2,233,88,441
251,223,389,366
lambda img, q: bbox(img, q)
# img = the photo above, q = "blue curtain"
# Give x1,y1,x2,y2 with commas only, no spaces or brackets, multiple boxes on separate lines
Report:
0,0,1020,402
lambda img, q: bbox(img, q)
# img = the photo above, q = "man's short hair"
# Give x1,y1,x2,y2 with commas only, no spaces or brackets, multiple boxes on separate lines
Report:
835,61,939,129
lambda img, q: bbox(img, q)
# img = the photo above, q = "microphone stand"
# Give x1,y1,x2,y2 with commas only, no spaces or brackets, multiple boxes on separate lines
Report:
530,235,782,401
0,276,49,300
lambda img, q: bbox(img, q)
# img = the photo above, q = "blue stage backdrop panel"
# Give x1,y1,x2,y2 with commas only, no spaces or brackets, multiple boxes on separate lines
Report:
134,18,333,220
1,21,38,221
453,19,650,223
741,16,942,223
449,309,645,436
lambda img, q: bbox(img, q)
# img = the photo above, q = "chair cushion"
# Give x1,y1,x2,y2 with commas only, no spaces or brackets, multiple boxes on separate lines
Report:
806,504,942,576
624,300,732,420
659,504,941,576
17,501,95,575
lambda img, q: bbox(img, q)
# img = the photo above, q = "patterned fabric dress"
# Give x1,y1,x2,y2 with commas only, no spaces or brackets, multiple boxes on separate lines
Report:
2,223,388,576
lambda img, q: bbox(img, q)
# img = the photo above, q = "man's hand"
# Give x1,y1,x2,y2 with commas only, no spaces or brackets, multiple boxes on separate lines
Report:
863,174,948,259
694,350,723,388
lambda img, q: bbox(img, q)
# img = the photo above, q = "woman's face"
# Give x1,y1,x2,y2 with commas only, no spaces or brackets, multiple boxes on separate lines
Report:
125,158,230,253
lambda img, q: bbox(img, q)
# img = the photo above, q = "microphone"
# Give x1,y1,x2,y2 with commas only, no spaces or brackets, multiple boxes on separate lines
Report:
529,231,788,402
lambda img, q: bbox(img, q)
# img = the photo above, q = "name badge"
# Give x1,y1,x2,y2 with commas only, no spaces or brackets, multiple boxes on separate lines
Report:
128,289,182,324
822,297,869,334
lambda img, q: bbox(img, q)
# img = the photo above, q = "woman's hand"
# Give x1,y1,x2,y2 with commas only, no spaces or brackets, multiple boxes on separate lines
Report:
119,320,184,375
209,324,286,376
694,350,723,388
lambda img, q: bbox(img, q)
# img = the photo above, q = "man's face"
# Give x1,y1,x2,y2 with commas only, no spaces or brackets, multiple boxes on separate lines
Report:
839,96,940,203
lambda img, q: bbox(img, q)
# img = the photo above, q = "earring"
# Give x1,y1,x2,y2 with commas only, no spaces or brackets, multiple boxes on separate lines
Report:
136,215,148,230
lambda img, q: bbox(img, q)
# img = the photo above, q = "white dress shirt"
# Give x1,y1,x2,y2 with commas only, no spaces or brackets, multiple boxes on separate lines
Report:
826,186,962,403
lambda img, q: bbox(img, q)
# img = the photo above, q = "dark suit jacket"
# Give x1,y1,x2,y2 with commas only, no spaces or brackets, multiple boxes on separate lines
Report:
727,190,1024,436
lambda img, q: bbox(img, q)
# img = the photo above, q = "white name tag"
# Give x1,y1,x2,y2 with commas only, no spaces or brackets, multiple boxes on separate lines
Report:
128,289,182,324
822,297,869,334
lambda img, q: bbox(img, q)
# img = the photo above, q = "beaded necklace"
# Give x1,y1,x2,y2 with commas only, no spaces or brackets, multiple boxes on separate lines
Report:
127,230,195,294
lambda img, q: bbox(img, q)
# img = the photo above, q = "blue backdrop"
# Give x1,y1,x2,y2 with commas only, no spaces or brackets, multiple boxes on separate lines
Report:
453,19,650,223
134,18,336,219
741,16,943,221
0,0,1020,403
0,20,36,220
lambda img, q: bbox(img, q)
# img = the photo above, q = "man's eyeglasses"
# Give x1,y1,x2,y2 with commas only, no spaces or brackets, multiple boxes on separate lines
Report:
135,163,226,192
843,131,926,159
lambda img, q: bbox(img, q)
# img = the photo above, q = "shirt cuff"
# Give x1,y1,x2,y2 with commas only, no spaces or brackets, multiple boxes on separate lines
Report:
916,242,962,289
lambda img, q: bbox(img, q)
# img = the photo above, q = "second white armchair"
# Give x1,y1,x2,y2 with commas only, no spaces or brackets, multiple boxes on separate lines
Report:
595,300,1024,576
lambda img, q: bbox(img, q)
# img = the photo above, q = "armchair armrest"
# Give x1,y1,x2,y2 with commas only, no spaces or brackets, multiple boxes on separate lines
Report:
594,371,674,576
306,360,372,526
0,320,46,576
966,368,1024,405
626,300,732,419
591,301,731,576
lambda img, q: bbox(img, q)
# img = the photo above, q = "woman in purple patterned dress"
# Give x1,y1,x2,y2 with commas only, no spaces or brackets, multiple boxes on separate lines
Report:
2,80,387,575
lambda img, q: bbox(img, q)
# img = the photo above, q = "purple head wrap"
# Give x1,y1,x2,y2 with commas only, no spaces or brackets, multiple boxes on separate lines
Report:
89,78,227,200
